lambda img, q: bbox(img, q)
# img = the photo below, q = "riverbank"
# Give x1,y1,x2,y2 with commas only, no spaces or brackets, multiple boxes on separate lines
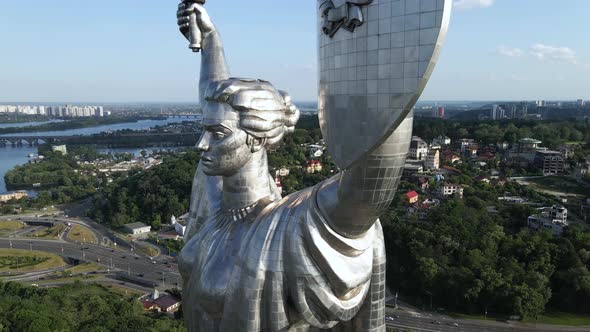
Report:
0,114,52,124
0,116,165,135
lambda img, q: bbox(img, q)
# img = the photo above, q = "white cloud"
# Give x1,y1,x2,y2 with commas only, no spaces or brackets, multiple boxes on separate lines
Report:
454,0,494,10
530,43,578,64
497,46,524,58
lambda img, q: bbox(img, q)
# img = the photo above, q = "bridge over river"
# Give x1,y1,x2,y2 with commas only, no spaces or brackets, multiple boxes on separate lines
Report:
0,132,200,147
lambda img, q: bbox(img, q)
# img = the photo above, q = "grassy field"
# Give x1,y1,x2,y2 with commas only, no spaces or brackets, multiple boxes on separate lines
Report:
0,220,25,236
0,249,65,273
104,284,143,298
28,223,67,239
60,262,102,276
524,312,590,326
67,225,98,244
136,242,159,257
35,275,102,285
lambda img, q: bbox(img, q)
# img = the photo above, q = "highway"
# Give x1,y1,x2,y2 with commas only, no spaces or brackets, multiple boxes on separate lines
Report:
384,307,590,332
0,238,182,289
3,217,589,331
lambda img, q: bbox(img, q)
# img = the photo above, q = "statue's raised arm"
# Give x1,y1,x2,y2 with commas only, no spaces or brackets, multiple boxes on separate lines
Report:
177,2,452,331
177,2,230,103
316,0,452,237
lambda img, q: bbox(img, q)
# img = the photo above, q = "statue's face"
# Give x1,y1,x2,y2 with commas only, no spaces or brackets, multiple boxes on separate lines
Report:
198,102,253,176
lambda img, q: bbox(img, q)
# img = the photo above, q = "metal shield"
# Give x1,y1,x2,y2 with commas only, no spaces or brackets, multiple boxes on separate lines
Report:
318,0,452,169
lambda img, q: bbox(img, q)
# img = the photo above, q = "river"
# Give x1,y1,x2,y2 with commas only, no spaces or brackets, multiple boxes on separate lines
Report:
0,116,200,137
0,116,200,194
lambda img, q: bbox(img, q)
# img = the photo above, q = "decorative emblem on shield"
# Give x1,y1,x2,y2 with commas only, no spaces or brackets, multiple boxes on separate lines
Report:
318,0,452,169
320,0,374,37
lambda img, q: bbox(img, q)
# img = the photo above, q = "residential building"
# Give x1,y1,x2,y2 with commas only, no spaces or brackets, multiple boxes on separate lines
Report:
409,136,429,160
308,144,324,158
275,167,290,177
517,138,542,153
527,205,568,236
306,160,323,174
467,143,478,158
124,222,151,235
417,177,430,191
432,135,451,146
405,191,419,204
508,138,546,163
458,139,475,155
424,149,440,170
0,191,28,203
526,215,567,235
403,160,424,177
576,161,590,179
557,145,574,160
407,199,440,220
51,145,68,155
441,150,461,163
439,183,464,199
153,295,181,313
534,150,565,175
275,177,283,194
141,290,181,313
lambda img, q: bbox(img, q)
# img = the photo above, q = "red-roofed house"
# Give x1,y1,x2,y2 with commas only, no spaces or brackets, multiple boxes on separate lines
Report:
405,191,419,204
154,295,181,313
143,301,158,311
306,160,323,174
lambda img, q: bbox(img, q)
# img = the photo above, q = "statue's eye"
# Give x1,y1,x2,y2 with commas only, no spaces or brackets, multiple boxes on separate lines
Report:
212,131,226,140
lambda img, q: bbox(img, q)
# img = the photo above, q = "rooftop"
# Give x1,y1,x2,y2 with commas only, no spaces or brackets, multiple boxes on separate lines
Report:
519,138,542,144
124,222,150,230
153,295,180,309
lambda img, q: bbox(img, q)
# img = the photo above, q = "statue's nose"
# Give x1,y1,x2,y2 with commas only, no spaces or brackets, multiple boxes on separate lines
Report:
197,132,210,152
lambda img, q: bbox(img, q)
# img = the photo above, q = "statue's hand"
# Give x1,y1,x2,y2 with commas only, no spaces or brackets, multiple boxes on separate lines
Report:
177,2,216,42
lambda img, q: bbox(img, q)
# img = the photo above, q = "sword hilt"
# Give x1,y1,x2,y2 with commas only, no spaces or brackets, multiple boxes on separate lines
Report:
182,0,206,52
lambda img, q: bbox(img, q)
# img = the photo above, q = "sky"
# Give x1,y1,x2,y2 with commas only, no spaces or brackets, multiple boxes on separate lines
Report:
0,0,588,103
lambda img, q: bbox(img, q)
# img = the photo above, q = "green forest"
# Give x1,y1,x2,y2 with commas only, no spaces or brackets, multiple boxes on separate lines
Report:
0,282,185,332
414,118,590,149
89,151,199,230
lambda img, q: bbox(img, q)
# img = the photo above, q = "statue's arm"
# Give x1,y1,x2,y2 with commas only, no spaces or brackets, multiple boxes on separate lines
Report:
177,3,230,102
316,115,413,238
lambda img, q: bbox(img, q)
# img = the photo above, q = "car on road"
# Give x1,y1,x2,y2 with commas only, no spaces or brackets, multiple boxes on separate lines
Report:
448,322,459,327
137,273,144,277
430,320,441,325
384,316,394,322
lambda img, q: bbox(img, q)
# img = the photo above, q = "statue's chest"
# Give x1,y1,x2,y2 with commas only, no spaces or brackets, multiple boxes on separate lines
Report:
193,219,250,316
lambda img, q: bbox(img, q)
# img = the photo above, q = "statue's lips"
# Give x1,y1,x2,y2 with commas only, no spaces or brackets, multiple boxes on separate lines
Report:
201,156,214,164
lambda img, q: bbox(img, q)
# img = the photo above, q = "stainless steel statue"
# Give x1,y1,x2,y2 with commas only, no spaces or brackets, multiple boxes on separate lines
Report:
177,1,451,331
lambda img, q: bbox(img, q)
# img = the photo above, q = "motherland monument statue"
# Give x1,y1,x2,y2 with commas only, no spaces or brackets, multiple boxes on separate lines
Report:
176,0,451,331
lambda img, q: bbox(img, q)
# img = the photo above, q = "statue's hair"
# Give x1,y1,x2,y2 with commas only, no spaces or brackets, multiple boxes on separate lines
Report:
205,78,300,150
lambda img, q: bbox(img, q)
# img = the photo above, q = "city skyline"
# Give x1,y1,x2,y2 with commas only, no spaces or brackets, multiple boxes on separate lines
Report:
0,0,589,103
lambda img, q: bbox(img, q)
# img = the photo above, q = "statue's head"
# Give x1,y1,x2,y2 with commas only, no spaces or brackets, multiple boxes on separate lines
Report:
197,78,300,176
